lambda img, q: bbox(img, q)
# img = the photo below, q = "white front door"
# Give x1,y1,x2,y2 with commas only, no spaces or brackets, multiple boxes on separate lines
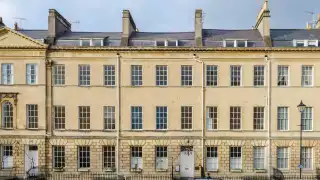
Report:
180,147,194,178
25,145,38,176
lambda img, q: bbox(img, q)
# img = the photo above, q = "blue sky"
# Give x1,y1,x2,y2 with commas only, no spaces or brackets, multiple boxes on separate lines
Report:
1,0,320,32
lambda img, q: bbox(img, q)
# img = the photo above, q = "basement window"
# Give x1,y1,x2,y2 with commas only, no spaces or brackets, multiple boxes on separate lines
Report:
224,40,248,47
293,40,318,47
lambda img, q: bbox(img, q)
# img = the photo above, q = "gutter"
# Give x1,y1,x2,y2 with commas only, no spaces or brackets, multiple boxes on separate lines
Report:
116,53,121,176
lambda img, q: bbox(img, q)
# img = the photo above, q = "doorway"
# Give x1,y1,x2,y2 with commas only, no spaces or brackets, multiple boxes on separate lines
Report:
180,146,194,178
24,145,38,176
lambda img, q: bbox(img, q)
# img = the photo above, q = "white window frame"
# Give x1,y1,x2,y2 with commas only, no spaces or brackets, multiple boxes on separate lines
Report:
80,39,103,46
230,65,242,86
131,65,143,86
277,65,289,87
302,107,313,131
78,65,90,86
181,106,192,130
104,106,115,130
156,65,168,86
224,40,248,47
206,146,218,171
253,65,265,86
1,101,13,129
155,40,178,47
301,65,313,87
78,146,90,169
1,145,13,169
79,106,90,130
277,147,289,170
54,106,65,130
104,65,116,86
253,107,265,130
26,64,38,85
131,106,143,130
27,104,38,129
156,106,168,130
277,107,289,131
181,65,193,86
131,146,143,170
1,64,14,85
230,147,242,170
206,65,218,87
156,146,168,170
53,146,65,169
53,64,65,85
103,146,116,170
206,106,217,130
301,147,312,170
293,40,319,47
253,147,265,170
230,106,241,130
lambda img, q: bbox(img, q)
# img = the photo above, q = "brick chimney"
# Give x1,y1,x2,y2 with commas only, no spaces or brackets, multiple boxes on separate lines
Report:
121,10,137,46
47,9,71,44
195,9,203,47
316,14,320,29
0,17,5,27
254,0,271,46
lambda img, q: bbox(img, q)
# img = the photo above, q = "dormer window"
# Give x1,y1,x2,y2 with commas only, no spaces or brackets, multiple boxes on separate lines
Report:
80,39,104,46
155,40,179,47
293,40,318,47
224,40,248,47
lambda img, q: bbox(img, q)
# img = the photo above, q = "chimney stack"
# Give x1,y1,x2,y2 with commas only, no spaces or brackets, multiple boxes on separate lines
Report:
316,14,320,29
0,17,5,27
255,0,271,46
121,10,137,46
195,9,203,47
14,22,19,30
47,9,71,44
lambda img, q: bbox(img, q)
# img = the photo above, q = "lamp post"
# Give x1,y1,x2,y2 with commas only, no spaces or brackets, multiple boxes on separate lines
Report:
297,100,306,179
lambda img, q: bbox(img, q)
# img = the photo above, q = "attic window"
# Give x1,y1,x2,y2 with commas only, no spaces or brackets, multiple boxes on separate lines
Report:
155,40,179,47
80,39,103,46
224,40,247,47
293,40,318,47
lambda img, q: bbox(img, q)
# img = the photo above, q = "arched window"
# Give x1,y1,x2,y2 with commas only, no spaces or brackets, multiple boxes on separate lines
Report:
2,101,13,129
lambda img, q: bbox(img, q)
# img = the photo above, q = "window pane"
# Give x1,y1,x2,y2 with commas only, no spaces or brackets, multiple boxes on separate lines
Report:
230,147,242,170
78,146,90,168
206,107,217,130
27,104,38,129
277,147,288,169
1,64,13,85
131,106,143,130
104,106,115,130
103,146,115,169
53,65,65,85
26,64,37,85
54,106,65,130
302,147,312,169
230,107,241,130
79,106,90,130
181,65,192,86
2,102,13,129
278,66,289,86
301,65,313,86
253,147,265,169
277,107,288,131
79,65,90,86
156,65,168,86
206,65,218,86
302,107,312,131
156,106,167,130
230,66,241,86
181,106,192,129
2,145,13,168
53,146,65,168
206,147,218,171
253,107,264,130
131,65,143,86
254,65,264,86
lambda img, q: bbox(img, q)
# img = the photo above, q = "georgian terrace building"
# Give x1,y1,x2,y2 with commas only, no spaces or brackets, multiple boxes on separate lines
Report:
0,0,320,177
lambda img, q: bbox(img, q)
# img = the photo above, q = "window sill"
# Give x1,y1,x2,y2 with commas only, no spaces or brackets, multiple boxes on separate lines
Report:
1,128,14,130
155,129,168,131
78,168,90,172
104,168,116,172
230,169,242,173
255,169,267,173
103,129,116,132
53,85,66,87
207,169,218,172
156,169,168,172
53,168,65,172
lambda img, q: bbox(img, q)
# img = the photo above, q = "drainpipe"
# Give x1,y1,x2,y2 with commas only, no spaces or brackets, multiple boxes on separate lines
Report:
116,53,121,176
193,54,205,168
265,54,272,177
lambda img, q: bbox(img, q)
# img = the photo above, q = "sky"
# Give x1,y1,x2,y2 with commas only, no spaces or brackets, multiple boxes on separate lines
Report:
0,0,320,32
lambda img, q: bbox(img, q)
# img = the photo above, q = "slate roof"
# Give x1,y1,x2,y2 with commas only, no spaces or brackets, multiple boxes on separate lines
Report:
56,31,122,40
18,30,48,39
131,32,194,40
203,29,263,41
271,29,320,40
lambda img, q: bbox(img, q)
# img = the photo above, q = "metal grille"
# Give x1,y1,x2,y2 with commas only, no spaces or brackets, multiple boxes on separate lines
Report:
79,106,90,130
27,104,38,129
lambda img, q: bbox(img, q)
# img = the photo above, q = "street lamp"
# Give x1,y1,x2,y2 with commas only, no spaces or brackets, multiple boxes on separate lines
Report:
297,100,306,179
